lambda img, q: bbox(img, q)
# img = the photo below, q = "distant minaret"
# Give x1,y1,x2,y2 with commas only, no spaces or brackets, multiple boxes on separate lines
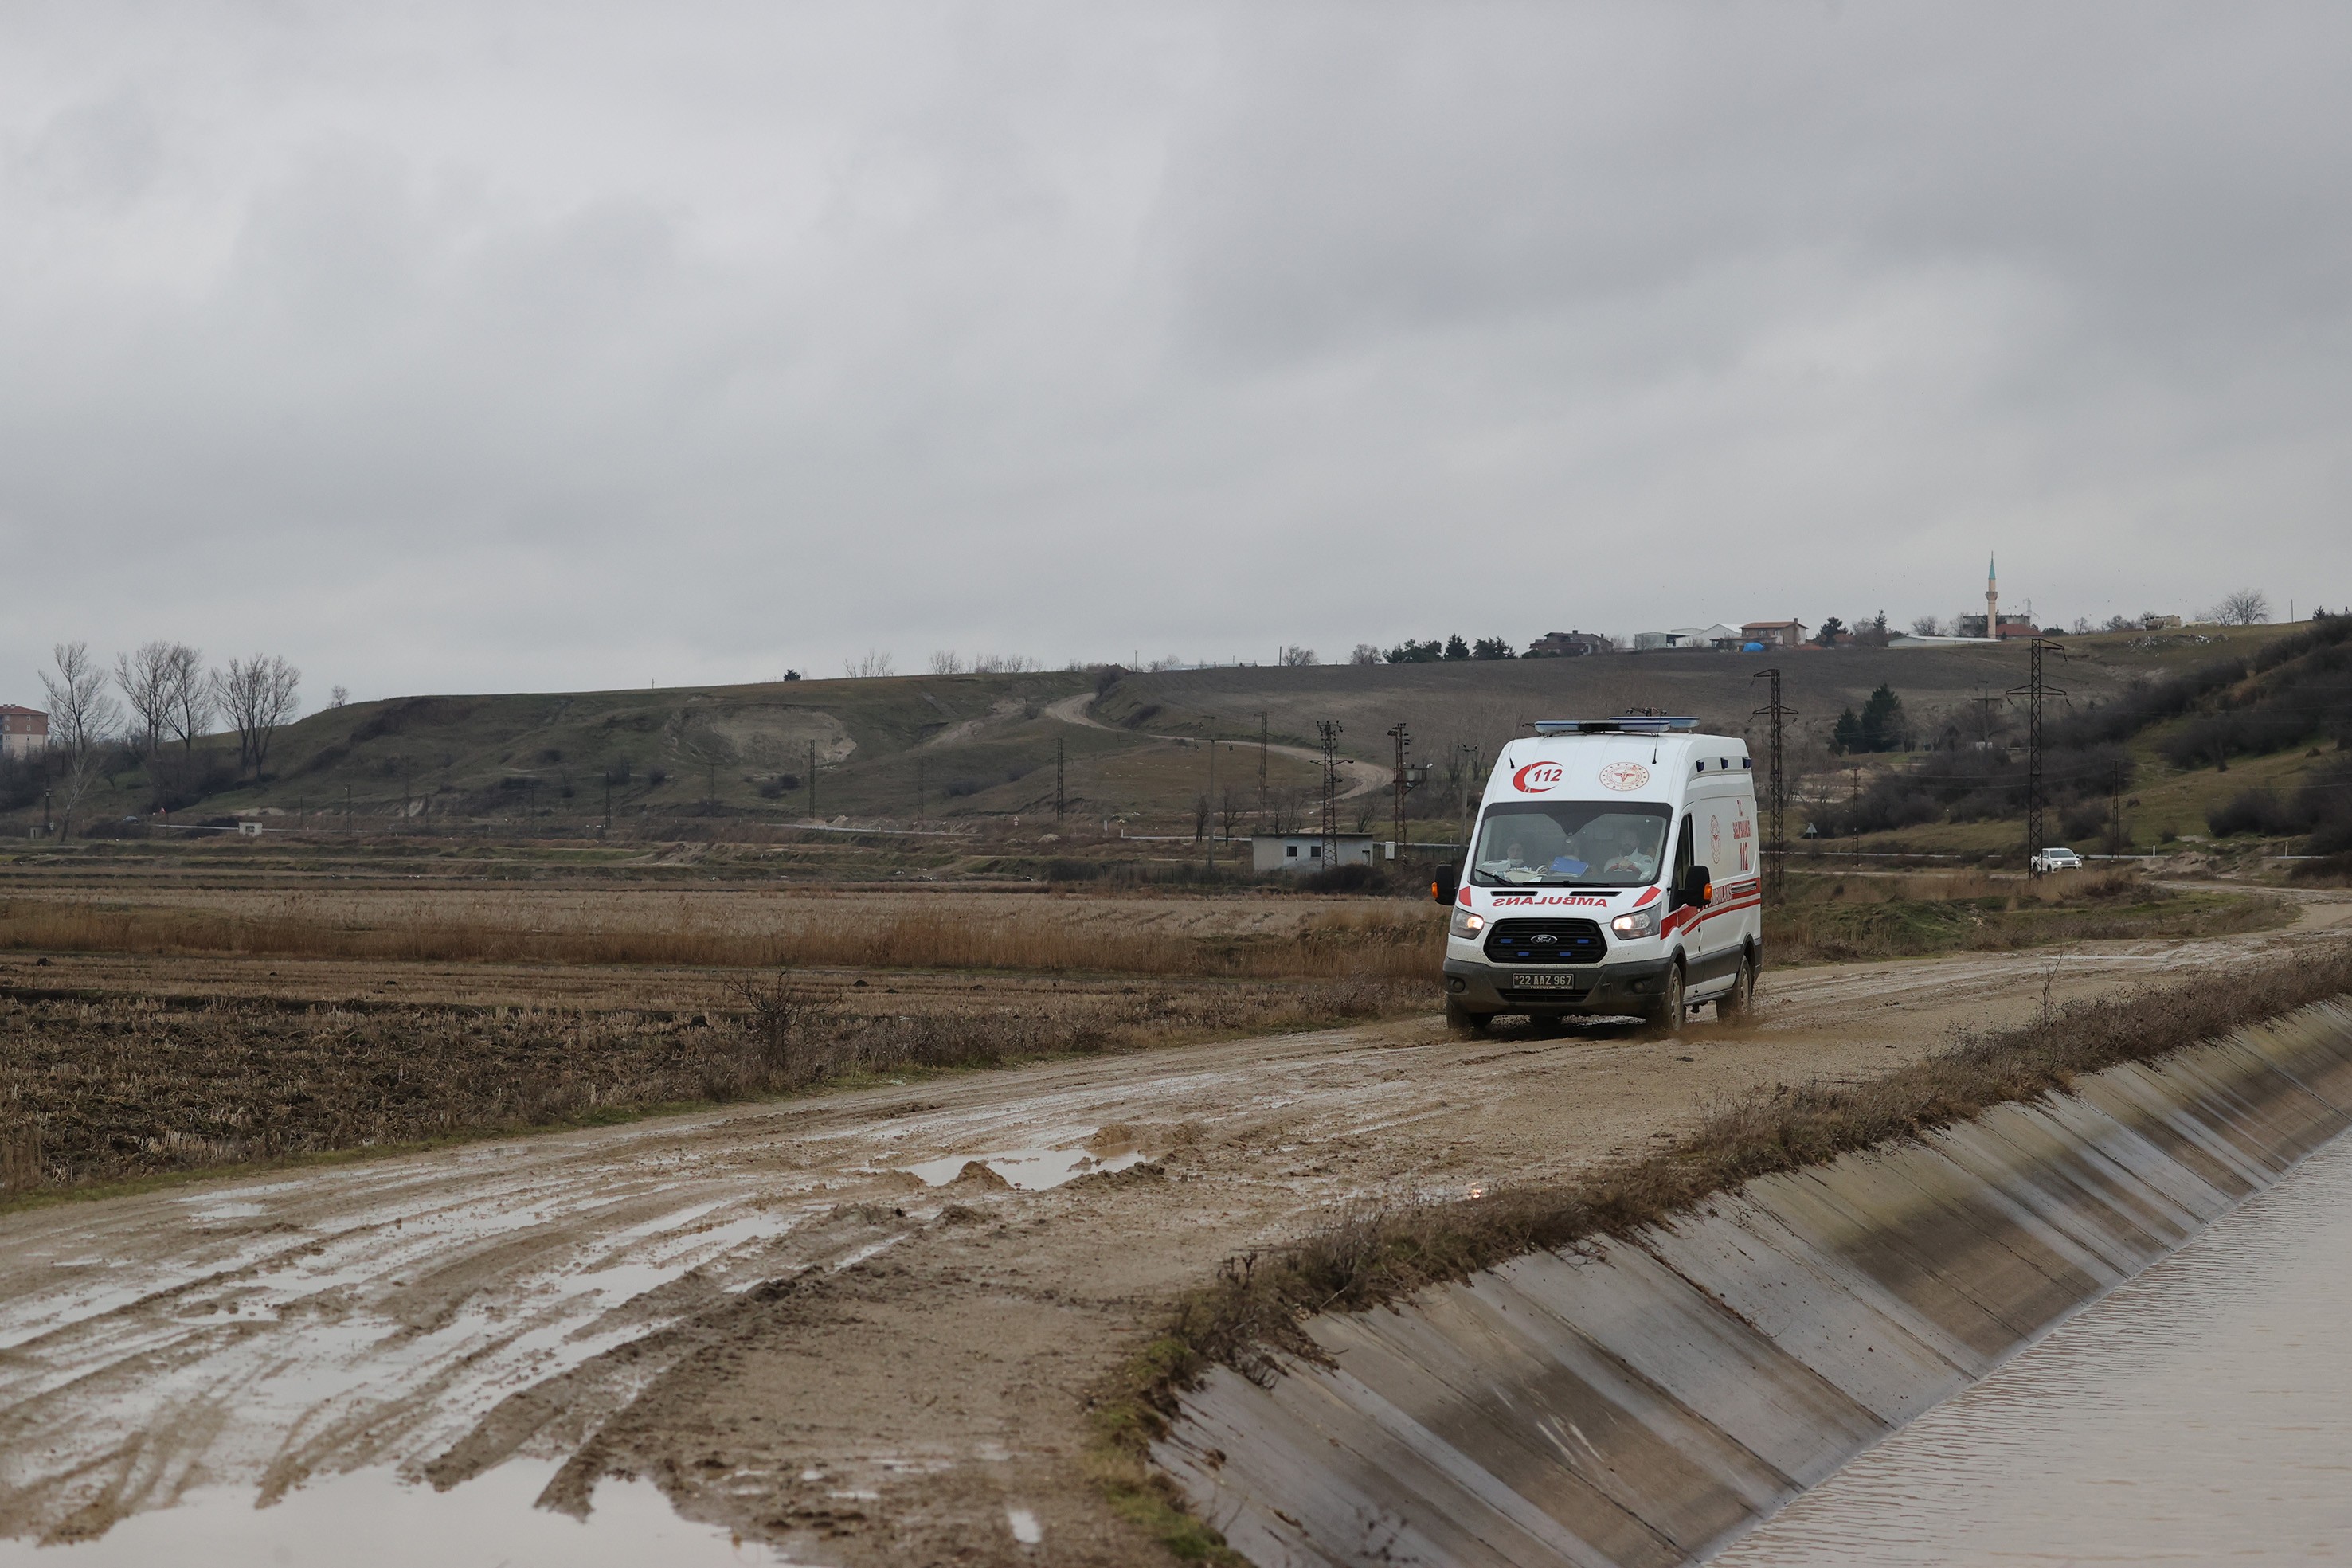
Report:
1986,553,2000,639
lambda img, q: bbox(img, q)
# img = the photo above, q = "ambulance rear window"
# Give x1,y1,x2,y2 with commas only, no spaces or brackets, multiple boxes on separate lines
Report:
1470,802,1671,887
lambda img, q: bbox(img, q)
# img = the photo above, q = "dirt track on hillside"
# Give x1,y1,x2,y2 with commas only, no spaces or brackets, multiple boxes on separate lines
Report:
2,898,2346,1564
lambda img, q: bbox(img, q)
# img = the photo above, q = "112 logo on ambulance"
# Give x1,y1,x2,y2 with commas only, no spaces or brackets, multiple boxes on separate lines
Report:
1512,761,1564,793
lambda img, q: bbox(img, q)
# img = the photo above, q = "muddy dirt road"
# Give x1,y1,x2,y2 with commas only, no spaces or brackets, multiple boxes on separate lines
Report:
2,902,2345,1565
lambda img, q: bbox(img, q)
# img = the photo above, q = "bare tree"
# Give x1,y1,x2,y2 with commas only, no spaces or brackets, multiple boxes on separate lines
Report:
1278,646,1318,667
1349,643,1382,665
2207,588,2272,626
1909,615,1943,637
160,643,211,757
214,654,303,777
1192,792,1211,841
843,649,896,678
39,643,119,839
929,650,965,675
1218,783,1248,843
329,685,350,708
113,642,178,762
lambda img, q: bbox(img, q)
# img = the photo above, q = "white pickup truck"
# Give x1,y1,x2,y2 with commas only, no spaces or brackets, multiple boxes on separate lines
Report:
2030,847,2084,874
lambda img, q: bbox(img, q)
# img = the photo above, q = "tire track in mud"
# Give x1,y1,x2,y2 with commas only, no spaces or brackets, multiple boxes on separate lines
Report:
0,904,2344,1561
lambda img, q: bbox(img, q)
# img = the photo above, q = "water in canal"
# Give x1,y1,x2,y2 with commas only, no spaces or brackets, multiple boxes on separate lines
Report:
1713,1125,2352,1565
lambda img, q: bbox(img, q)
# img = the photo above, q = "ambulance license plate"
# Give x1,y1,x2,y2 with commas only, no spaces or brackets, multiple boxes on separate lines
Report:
1515,972,1583,991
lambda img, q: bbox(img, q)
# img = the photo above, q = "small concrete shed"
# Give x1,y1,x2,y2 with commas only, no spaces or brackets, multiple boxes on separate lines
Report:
1250,833,1376,872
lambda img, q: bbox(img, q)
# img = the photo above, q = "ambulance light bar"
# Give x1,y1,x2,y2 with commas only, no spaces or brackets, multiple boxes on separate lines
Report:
1532,717,1700,734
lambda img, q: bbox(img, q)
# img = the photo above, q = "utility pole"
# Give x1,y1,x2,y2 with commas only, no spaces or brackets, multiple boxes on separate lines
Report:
2107,759,2127,857
1751,670,1795,901
1387,722,1411,858
1054,737,1065,823
345,784,353,837
1206,737,1216,874
808,741,817,820
2009,638,2068,863
1454,743,1481,832
1316,720,1342,871
1257,711,1269,821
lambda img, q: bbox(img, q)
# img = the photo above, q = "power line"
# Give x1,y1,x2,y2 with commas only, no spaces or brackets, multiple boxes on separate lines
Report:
1317,719,1343,870
2008,637,2068,858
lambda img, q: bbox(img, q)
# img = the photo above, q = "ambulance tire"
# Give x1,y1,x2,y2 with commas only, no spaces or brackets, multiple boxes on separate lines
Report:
1445,997,1493,1035
1717,951,1757,1023
1646,962,1686,1036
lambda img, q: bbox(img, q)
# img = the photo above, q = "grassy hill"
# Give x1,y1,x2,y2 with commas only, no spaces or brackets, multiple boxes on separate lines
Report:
13,624,2330,860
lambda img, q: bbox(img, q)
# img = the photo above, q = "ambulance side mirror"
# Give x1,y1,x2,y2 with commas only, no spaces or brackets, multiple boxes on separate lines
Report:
1679,864,1714,909
1431,866,1458,905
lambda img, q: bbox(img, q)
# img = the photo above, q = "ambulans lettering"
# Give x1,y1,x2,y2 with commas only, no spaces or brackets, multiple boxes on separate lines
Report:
1488,893,1612,908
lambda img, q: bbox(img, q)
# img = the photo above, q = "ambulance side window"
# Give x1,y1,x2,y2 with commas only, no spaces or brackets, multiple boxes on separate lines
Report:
1670,815,1695,906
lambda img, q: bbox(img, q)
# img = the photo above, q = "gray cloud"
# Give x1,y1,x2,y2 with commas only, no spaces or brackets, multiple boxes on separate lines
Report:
3,1,2347,702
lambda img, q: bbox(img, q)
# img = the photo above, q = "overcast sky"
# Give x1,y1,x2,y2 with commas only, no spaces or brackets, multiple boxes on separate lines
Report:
5,2,2347,703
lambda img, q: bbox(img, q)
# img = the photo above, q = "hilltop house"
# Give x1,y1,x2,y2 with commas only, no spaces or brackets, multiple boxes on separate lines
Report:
1740,620,1808,648
1634,624,1744,651
1524,629,1611,658
0,706,46,759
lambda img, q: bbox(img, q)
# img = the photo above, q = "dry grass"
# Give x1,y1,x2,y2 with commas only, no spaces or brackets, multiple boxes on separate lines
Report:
1766,868,2287,961
1102,940,2352,1476
0,895,1442,982
0,976,1420,1195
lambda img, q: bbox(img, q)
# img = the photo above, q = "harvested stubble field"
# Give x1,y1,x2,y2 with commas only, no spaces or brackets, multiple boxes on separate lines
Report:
0,972,1412,1194
0,884,1442,981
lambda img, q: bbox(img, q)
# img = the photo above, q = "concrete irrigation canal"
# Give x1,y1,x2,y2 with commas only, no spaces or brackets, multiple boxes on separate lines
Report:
1153,1001,2352,1567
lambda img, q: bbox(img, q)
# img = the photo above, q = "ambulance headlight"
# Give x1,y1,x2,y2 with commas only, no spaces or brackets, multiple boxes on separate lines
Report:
1449,908,1485,939
1610,909,1659,940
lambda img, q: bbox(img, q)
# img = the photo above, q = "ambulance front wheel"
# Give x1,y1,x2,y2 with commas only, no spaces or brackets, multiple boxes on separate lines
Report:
1645,962,1686,1036
1445,996,1493,1035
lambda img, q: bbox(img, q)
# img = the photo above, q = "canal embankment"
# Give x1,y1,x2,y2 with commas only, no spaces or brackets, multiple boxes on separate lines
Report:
1134,951,2352,1567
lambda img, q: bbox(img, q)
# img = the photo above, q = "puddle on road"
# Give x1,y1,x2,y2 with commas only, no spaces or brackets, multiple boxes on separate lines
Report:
898,1124,1150,1191
0,1460,782,1566
902,1145,1147,1191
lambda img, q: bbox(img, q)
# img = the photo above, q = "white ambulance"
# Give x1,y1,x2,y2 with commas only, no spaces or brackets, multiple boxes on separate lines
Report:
1433,717,1763,1034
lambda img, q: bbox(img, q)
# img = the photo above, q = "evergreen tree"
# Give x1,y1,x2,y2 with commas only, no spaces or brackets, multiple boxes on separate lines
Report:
1831,707,1862,754
1857,683,1907,751
1442,634,1471,660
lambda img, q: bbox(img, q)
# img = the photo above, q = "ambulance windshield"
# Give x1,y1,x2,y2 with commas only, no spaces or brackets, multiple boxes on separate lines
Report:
1470,802,1670,886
